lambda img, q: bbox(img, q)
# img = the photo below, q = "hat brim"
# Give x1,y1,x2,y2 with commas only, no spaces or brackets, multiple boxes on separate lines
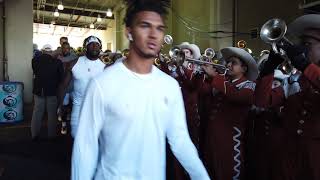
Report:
221,47,258,81
178,43,201,59
288,14,320,36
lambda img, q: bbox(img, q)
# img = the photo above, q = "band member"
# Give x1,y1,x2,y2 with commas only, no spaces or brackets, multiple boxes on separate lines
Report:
272,14,320,180
249,51,288,180
57,36,105,138
171,42,208,180
201,47,258,180
71,0,210,180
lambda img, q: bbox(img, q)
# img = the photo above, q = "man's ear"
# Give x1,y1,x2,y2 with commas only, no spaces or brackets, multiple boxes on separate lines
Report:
242,65,248,74
126,28,133,41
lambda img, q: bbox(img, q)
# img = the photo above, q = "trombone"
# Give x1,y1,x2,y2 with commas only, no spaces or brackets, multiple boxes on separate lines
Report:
169,46,229,75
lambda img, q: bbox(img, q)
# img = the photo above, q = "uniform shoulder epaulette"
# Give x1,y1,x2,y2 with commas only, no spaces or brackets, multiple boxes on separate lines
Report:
236,80,256,91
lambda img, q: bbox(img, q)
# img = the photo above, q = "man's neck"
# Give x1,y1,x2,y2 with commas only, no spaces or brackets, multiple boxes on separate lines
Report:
86,54,99,61
124,52,154,74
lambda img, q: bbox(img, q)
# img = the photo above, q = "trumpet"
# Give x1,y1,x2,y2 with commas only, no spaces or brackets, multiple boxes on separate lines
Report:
260,18,293,55
168,46,229,74
260,18,295,74
154,34,174,66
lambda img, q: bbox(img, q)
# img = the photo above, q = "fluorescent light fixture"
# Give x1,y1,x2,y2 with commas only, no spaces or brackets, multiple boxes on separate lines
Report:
57,1,64,10
97,14,102,22
106,8,112,17
54,9,59,17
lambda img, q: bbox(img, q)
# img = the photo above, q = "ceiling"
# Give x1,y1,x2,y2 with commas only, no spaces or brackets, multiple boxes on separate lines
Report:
33,0,125,30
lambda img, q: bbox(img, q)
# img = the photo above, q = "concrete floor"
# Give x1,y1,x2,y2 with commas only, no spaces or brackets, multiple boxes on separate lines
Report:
0,104,73,180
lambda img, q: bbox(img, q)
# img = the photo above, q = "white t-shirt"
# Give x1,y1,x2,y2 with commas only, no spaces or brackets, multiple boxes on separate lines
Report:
70,56,105,137
71,61,210,180
72,56,105,106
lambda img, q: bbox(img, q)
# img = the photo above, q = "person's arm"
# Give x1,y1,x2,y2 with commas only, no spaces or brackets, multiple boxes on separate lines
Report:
57,59,77,108
71,79,105,180
255,74,285,108
57,60,64,84
211,75,255,105
166,81,210,180
303,63,320,89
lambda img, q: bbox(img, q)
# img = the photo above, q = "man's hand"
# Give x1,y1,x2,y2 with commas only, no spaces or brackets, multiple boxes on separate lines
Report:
201,65,218,77
280,44,310,72
259,50,285,78
57,106,64,121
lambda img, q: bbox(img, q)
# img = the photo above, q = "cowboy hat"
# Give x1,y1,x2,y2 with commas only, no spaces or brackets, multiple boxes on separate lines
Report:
178,42,201,59
221,47,258,81
288,14,320,36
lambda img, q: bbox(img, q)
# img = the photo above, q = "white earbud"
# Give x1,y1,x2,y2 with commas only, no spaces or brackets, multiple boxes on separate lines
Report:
128,33,133,41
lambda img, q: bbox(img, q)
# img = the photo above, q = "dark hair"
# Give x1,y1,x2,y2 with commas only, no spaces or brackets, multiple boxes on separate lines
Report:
104,49,112,53
60,37,68,41
123,0,171,27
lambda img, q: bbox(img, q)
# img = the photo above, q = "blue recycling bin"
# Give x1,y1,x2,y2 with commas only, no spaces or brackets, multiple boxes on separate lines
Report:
0,81,24,123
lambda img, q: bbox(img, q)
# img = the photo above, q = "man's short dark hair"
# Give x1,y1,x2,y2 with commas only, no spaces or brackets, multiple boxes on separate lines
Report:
60,37,68,41
123,0,171,27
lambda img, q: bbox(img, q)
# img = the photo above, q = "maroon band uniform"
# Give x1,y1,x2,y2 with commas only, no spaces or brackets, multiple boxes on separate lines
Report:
202,74,255,180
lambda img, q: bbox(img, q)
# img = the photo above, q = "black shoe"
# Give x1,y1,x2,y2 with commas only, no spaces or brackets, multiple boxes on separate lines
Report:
61,123,67,135
32,136,40,142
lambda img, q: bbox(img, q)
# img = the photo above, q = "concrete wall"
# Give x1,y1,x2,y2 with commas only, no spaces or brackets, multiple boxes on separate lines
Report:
5,0,33,103
171,0,212,51
0,2,3,81
102,20,116,51
115,8,129,52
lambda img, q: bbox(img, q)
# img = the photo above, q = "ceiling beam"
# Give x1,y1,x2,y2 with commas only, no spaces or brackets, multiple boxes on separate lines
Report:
34,19,107,30
34,2,114,19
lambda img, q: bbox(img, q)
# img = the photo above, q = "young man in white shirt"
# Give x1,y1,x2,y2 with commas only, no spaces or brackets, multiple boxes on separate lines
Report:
57,36,105,138
71,0,210,180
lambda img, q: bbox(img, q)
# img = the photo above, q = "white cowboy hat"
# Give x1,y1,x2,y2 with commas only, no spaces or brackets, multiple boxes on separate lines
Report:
178,42,201,59
288,14,320,36
42,44,53,52
221,47,259,81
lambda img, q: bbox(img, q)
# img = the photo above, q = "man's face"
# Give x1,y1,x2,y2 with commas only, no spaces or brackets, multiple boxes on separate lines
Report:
182,48,193,59
301,29,320,66
61,45,70,56
60,38,68,46
226,56,247,79
86,42,101,58
127,11,165,59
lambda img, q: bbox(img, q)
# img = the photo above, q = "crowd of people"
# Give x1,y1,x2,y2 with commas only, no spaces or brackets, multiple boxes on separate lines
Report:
30,0,320,179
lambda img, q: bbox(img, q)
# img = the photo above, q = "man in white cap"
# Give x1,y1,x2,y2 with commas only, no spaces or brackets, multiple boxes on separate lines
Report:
31,44,64,141
57,36,105,138
265,14,320,180
201,47,258,180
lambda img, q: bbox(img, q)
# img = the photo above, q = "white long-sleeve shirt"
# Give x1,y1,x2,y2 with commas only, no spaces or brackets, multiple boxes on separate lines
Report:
71,62,210,180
